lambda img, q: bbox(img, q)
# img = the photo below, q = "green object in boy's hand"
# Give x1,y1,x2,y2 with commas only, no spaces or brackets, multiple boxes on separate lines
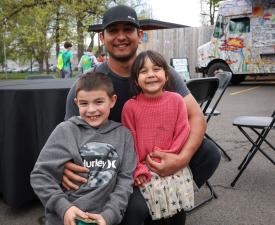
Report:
76,216,97,225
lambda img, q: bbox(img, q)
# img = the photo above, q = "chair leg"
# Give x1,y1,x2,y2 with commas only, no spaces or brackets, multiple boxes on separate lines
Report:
237,142,258,170
238,145,274,171
231,125,273,187
251,128,275,151
231,146,259,187
237,126,274,170
186,181,217,213
205,133,231,161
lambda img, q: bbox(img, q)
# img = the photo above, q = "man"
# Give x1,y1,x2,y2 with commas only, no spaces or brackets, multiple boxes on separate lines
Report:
64,5,221,225
60,41,74,78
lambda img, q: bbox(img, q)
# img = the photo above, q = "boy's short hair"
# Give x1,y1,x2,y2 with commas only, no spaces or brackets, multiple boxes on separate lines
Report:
75,72,115,98
64,41,72,49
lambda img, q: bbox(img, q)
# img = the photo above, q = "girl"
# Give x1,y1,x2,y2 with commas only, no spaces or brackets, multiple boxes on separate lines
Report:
122,50,194,224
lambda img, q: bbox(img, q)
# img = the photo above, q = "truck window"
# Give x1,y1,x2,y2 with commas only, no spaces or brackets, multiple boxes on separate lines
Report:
213,15,224,38
229,17,250,34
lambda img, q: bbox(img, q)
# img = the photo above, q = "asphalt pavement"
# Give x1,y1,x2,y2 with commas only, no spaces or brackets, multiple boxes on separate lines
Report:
1,80,275,225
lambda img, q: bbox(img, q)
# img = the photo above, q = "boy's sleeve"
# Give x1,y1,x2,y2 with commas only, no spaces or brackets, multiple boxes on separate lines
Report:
100,129,137,225
30,123,74,221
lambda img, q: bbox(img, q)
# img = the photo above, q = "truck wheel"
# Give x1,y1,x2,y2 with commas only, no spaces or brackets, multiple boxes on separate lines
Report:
207,62,246,85
207,62,231,77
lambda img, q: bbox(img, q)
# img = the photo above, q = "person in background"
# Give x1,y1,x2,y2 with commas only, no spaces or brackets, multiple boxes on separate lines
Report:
60,41,74,78
122,50,194,224
30,72,136,225
97,52,107,63
63,4,221,225
78,48,99,74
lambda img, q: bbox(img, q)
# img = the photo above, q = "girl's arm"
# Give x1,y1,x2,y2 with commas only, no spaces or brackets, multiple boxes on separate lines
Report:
121,102,151,181
146,94,206,176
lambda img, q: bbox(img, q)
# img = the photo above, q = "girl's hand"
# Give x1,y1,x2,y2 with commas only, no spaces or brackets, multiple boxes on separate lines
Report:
62,162,89,190
134,175,148,186
85,212,106,225
64,206,88,225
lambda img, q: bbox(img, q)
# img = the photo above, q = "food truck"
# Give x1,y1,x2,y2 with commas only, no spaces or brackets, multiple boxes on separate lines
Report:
196,0,275,84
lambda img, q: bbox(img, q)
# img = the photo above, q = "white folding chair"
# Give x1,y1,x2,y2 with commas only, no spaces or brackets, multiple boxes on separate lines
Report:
231,111,275,187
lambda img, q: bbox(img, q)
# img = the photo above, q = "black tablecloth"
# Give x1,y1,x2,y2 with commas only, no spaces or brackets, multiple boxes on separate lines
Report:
0,78,76,207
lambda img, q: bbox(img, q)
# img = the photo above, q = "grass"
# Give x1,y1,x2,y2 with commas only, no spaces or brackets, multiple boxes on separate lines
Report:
0,71,68,80
0,70,80,80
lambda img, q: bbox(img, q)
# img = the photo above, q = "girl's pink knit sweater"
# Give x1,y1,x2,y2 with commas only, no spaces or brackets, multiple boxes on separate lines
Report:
122,91,190,180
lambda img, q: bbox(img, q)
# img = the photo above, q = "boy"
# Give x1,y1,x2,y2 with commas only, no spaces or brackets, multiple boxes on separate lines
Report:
60,41,74,78
30,72,136,225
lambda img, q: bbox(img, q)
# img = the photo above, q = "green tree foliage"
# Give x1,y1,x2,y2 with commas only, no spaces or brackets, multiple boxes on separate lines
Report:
0,0,149,72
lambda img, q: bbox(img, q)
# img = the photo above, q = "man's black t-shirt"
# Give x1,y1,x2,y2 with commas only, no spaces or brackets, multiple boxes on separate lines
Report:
65,62,189,122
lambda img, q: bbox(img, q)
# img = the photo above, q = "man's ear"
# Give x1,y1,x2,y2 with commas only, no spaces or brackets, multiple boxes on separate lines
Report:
99,32,104,44
138,29,144,44
110,95,117,108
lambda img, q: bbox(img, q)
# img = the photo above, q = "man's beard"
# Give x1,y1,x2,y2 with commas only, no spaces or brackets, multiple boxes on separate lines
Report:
108,47,138,62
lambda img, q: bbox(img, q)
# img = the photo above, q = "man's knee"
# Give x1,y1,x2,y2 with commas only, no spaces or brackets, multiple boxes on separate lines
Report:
119,188,149,225
189,138,221,187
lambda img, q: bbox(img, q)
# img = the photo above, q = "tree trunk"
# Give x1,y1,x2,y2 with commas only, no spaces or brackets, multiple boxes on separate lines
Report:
55,10,60,58
45,53,49,74
88,32,96,51
38,60,43,72
77,20,84,62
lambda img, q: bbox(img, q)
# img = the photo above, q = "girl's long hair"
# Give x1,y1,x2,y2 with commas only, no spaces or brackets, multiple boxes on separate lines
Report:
130,50,175,97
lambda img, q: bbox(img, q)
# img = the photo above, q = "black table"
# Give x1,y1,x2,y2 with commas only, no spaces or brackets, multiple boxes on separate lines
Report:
0,78,76,207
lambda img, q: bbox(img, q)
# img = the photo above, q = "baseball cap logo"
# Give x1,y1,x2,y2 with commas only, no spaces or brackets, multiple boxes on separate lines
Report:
102,5,140,29
128,16,136,21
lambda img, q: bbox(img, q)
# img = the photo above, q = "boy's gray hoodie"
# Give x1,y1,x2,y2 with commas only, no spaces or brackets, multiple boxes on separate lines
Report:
30,116,136,225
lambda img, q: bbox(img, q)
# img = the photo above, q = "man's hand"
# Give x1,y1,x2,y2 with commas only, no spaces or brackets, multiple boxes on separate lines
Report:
146,151,188,177
85,213,106,225
62,162,89,190
64,206,88,225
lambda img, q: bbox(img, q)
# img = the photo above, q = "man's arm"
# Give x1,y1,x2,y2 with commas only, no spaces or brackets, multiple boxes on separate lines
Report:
178,93,206,163
65,80,79,121
146,93,206,176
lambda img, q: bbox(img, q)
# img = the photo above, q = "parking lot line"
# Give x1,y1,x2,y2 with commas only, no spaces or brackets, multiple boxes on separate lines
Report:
230,86,261,96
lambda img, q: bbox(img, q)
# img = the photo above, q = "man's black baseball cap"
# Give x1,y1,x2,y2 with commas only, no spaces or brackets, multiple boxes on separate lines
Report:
102,5,140,29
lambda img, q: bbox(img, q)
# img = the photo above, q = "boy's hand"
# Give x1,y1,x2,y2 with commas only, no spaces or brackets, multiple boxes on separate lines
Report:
85,212,106,225
134,175,148,187
62,162,89,190
64,206,88,225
